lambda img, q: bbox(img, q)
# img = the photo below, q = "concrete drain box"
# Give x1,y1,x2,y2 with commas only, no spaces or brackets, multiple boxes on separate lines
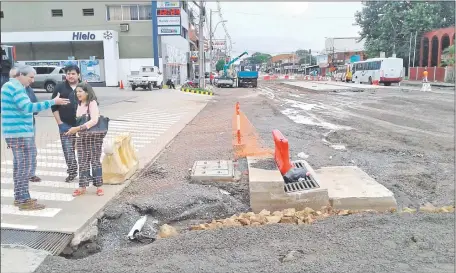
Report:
315,166,397,211
191,160,235,182
247,157,330,213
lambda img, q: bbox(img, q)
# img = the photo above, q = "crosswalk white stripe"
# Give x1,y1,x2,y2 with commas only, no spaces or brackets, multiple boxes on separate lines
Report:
1,205,61,217
1,189,74,202
36,149,64,155
1,177,79,189
46,143,62,148
132,139,154,144
1,168,67,177
109,124,170,129
120,117,181,122
131,136,157,140
109,122,173,128
121,113,182,118
109,125,169,133
2,160,67,169
118,114,181,118
37,155,66,161
107,128,167,133
1,223,38,230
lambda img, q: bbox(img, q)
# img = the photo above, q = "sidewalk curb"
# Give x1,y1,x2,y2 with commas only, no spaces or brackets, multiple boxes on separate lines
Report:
180,87,214,96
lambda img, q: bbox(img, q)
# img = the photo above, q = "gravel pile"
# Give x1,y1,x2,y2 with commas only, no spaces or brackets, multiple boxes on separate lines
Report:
37,212,455,273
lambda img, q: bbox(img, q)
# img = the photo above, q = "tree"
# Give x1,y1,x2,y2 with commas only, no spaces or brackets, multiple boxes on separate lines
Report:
215,59,225,72
354,1,455,63
441,43,455,67
245,52,272,65
295,49,316,65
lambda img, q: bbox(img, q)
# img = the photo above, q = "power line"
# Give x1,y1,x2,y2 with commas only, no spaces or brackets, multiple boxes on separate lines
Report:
223,11,355,20
216,0,232,54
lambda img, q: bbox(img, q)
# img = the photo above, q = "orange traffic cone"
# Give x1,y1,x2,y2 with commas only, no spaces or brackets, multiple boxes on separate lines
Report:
119,80,124,89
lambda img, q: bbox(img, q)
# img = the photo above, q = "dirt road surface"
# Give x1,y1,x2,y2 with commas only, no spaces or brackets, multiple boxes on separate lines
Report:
37,82,455,273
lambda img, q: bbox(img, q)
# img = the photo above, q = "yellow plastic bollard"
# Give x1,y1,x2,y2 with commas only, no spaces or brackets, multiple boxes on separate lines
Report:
102,133,139,184
117,133,138,171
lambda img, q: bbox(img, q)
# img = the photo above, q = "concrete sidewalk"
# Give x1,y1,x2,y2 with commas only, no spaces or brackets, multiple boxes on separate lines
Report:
401,80,455,88
1,89,211,272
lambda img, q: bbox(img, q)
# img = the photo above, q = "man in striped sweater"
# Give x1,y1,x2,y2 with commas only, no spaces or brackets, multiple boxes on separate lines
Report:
1,65,70,211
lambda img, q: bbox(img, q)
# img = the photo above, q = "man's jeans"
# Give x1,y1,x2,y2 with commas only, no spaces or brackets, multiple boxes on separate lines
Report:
58,123,78,176
5,137,35,202
30,120,37,177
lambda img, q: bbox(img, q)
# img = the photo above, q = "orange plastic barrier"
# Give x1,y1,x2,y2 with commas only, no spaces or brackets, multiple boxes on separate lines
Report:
272,129,292,175
264,75,271,80
232,103,273,159
284,75,289,80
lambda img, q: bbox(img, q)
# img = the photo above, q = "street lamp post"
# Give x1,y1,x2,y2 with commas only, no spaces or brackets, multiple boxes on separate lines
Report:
209,9,227,74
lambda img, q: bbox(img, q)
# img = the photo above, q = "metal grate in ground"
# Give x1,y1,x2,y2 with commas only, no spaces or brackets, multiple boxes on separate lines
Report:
1,229,72,255
284,160,321,193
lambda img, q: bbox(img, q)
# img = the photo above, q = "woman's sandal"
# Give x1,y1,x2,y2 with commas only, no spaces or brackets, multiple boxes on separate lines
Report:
72,188,86,197
96,188,104,196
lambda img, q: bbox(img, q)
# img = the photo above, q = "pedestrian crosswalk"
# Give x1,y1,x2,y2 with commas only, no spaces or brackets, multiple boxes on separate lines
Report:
0,106,195,231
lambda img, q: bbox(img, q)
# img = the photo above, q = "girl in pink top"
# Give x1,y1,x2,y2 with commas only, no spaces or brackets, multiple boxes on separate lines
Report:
65,83,104,197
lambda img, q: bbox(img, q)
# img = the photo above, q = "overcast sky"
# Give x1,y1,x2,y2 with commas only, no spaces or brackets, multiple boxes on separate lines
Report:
202,2,363,56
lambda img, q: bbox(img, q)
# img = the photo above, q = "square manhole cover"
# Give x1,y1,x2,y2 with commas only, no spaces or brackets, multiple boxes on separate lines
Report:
191,160,234,182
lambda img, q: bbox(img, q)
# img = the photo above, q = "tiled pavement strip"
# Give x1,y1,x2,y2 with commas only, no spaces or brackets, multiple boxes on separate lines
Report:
0,90,210,233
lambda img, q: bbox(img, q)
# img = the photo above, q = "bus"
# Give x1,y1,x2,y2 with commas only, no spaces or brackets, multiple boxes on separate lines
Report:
351,57,403,86
334,64,353,82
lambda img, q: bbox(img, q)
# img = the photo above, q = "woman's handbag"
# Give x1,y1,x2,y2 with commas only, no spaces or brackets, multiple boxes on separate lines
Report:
76,101,109,134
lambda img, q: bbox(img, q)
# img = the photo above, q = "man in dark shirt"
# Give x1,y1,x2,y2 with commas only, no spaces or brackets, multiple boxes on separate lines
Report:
51,65,79,182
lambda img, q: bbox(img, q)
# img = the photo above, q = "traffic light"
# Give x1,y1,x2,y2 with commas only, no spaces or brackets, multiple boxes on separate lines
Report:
309,49,311,55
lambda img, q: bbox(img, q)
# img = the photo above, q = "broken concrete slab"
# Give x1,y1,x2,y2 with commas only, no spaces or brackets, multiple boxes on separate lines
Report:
190,160,235,182
247,156,330,213
1,245,50,273
316,166,397,211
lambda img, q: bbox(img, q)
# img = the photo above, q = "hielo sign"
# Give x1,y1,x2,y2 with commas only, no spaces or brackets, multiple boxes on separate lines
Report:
72,32,96,41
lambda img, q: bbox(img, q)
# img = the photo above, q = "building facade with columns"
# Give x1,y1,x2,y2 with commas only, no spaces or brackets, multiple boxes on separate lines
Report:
419,26,455,67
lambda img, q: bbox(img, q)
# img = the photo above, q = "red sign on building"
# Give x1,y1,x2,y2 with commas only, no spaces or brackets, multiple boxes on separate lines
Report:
156,8,181,16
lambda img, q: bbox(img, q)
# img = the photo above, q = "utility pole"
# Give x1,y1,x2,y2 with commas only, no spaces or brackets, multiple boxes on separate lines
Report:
198,1,205,89
209,9,213,74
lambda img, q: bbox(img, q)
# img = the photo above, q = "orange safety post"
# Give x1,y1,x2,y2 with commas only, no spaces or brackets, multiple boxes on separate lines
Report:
119,80,124,89
272,129,293,175
235,102,241,144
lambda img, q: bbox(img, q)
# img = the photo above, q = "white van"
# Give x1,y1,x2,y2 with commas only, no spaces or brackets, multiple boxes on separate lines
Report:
352,57,403,86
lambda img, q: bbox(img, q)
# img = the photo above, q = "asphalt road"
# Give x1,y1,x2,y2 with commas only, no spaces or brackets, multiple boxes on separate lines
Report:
36,82,455,273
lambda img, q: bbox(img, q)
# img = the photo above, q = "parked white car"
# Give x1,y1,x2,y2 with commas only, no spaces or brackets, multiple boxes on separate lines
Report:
30,66,66,93
127,66,163,91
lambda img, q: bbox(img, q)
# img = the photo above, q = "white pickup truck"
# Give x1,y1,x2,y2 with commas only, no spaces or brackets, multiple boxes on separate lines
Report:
127,66,164,91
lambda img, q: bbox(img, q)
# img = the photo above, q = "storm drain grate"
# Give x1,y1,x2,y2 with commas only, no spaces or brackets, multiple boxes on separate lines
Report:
284,160,320,193
293,161,306,169
1,229,73,255
284,175,320,193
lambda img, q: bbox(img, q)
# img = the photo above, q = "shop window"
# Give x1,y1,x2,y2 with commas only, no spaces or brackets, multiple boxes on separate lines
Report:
51,9,63,17
106,4,151,21
83,8,94,16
